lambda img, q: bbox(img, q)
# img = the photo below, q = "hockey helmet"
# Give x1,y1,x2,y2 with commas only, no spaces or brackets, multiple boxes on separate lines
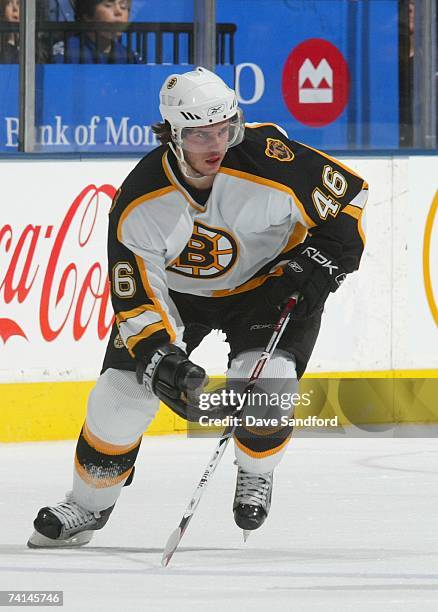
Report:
159,67,244,174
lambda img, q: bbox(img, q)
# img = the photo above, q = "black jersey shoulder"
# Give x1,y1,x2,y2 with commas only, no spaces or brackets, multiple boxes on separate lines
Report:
224,123,365,189
222,124,367,225
109,144,171,224
222,123,293,177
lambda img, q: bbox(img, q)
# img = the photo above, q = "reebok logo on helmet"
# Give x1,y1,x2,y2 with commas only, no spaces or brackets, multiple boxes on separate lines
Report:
208,104,226,116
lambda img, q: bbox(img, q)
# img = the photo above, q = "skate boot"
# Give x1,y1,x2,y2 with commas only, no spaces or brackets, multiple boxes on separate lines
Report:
27,492,114,548
233,466,273,531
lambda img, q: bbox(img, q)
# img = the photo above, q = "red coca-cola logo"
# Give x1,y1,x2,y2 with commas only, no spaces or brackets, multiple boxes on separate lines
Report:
0,184,116,344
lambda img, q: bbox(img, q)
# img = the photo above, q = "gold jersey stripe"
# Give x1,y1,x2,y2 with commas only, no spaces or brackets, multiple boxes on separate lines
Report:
342,204,362,219
125,321,168,354
282,222,307,252
116,303,161,326
212,267,284,297
117,185,176,243
211,223,306,297
134,254,177,344
297,141,365,180
341,205,366,246
218,166,316,229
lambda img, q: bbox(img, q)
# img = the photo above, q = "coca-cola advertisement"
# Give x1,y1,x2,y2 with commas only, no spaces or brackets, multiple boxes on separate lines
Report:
0,160,138,382
1,157,437,389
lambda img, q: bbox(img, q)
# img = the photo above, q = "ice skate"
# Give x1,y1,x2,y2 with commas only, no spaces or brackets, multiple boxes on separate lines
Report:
27,492,114,548
233,467,273,531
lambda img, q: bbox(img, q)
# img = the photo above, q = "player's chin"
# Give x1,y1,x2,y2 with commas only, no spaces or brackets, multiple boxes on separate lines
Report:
202,157,223,174
201,165,220,176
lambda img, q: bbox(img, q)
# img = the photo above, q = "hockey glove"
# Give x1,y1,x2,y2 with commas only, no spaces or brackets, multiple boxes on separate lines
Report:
268,242,346,319
136,344,208,421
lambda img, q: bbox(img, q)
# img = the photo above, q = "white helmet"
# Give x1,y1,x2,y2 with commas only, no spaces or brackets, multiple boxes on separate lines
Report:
159,66,244,178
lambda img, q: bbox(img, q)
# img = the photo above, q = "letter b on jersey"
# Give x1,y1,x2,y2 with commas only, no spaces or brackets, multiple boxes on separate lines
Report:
167,221,237,278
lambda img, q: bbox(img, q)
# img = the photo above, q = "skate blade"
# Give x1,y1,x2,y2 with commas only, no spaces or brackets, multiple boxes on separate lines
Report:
243,530,250,543
27,530,93,549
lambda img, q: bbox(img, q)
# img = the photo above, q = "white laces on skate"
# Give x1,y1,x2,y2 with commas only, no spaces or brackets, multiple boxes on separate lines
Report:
48,497,100,531
235,468,273,509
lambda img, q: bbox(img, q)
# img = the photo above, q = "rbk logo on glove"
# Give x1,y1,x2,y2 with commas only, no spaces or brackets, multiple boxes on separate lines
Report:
301,247,339,275
288,261,304,273
267,240,347,320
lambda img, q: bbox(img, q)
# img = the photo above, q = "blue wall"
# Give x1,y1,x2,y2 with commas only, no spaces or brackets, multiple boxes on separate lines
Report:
0,0,399,153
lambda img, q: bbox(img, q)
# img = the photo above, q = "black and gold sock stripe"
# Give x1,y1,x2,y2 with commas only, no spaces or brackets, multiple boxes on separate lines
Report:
74,422,142,489
233,423,293,459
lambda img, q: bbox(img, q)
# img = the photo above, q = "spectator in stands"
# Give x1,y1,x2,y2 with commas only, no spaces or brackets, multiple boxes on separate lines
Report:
0,0,19,63
47,0,75,21
52,0,140,63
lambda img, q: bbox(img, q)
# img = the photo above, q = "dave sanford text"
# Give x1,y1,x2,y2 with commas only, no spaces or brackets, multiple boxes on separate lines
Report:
0,184,116,344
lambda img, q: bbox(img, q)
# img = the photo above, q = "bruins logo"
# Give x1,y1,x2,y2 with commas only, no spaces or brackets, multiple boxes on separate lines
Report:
113,334,125,349
167,221,237,279
265,138,295,162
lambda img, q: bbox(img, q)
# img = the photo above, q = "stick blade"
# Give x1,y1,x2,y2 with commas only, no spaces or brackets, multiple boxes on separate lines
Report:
161,527,182,567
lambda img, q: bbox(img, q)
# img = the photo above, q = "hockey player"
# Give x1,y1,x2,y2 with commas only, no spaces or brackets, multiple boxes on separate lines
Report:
28,67,368,548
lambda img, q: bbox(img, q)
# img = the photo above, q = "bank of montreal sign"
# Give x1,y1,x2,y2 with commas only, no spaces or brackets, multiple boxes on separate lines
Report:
1,63,266,150
423,190,438,327
1,39,351,150
239,39,351,128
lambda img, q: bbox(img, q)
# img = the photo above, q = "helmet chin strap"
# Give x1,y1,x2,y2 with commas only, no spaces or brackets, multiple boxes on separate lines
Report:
168,141,218,182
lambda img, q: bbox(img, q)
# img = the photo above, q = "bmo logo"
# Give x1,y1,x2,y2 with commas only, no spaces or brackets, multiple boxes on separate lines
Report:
282,38,350,127
299,58,333,104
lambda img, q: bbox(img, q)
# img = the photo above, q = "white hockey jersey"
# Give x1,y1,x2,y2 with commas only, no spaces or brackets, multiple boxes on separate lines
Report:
108,124,368,359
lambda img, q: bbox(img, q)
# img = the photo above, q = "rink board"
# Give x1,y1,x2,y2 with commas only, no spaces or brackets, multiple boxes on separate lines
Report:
0,381,187,442
1,371,438,443
0,155,437,441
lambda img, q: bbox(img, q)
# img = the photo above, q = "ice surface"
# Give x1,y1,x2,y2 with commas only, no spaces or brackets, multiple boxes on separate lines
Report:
1,435,438,611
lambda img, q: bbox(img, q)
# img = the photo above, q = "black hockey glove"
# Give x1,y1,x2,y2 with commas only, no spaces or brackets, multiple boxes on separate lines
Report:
268,242,346,320
136,344,208,421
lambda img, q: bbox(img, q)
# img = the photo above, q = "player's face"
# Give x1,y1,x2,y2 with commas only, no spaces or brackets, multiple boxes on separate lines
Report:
4,0,20,22
182,120,230,176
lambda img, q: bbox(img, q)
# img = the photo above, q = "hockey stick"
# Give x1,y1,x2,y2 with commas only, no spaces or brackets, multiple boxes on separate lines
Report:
161,292,299,567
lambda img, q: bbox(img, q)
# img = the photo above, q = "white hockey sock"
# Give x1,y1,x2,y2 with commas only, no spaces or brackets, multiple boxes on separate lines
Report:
73,368,159,512
228,349,298,474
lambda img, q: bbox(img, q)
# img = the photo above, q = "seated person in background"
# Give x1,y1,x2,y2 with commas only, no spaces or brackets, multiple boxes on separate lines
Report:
0,0,19,63
52,0,140,63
